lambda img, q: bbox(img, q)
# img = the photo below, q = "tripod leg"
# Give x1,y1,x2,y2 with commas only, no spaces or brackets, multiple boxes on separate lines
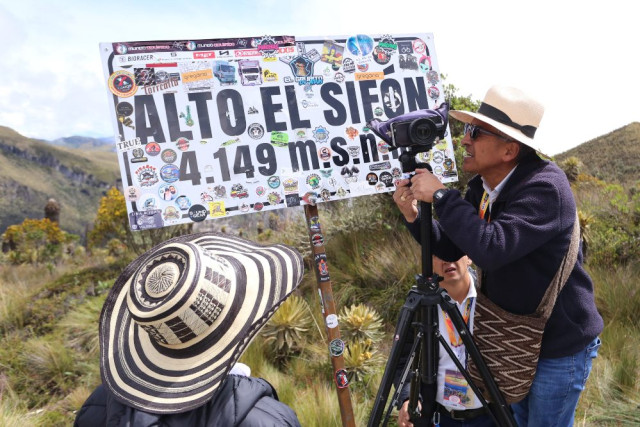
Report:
368,290,421,427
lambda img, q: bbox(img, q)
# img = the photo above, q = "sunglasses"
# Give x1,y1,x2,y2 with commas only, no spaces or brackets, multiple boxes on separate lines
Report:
464,123,515,142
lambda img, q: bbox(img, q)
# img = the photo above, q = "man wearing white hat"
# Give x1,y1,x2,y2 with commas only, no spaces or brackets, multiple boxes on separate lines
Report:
75,232,304,426
394,86,603,426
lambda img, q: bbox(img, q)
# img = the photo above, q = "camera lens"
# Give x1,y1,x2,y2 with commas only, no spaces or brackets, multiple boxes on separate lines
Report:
409,118,437,146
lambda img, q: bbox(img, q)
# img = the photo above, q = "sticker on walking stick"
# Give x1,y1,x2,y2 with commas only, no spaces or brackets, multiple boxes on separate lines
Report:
329,338,345,357
326,314,338,329
335,369,349,388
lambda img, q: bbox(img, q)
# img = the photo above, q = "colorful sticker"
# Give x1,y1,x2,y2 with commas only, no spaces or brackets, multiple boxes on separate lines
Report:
443,369,473,409
208,201,226,217
315,253,330,281
108,70,137,97
135,165,158,187
161,149,177,163
160,164,180,183
329,338,345,357
335,369,349,388
175,137,190,151
309,216,321,232
158,183,178,201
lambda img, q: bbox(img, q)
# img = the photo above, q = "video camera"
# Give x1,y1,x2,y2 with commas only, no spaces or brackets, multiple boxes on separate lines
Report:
368,102,449,172
368,102,449,151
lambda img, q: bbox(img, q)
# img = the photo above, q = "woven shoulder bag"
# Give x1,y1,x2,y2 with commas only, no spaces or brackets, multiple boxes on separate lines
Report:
467,215,580,404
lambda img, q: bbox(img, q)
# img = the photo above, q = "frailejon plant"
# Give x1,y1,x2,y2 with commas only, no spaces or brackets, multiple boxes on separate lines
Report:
339,303,384,344
342,340,385,383
339,304,386,384
260,294,312,362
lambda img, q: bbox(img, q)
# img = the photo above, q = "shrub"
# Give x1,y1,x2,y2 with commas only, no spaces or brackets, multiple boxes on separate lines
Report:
261,294,313,363
339,304,384,345
1,218,75,265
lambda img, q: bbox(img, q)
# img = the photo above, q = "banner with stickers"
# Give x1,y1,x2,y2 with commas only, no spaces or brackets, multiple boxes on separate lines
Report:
99,34,458,231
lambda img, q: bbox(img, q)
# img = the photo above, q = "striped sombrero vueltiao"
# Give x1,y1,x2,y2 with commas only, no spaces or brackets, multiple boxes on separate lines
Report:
99,232,304,414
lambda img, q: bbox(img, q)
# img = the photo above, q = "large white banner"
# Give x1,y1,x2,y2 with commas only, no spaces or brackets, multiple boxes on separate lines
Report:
99,34,458,231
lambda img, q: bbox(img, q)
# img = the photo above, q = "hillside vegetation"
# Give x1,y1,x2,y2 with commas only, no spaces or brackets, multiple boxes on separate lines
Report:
555,122,640,184
0,127,119,237
0,116,639,425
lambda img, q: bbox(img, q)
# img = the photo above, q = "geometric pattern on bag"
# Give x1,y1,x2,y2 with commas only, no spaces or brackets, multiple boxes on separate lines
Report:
467,214,581,405
467,292,546,404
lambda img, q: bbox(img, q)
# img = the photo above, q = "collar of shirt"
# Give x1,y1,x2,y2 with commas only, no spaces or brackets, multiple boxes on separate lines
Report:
462,271,477,303
481,165,518,204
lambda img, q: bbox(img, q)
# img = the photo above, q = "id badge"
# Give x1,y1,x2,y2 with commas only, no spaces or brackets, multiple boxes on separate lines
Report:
443,369,474,409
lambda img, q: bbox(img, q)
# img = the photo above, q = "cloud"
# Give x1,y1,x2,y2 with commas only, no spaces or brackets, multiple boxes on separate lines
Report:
0,0,638,154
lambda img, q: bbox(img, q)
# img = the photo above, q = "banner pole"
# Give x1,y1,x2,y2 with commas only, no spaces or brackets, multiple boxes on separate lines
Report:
304,204,356,427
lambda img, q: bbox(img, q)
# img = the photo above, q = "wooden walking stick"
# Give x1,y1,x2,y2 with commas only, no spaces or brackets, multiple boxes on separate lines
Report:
304,203,355,427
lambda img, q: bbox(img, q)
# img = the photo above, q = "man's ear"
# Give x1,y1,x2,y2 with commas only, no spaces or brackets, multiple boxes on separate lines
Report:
502,140,520,162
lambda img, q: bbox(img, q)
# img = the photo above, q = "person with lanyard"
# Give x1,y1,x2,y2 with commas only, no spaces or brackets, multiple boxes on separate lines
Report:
393,85,603,426
396,254,494,427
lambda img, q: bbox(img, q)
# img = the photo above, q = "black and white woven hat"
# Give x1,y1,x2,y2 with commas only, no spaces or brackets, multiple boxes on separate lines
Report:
99,232,304,414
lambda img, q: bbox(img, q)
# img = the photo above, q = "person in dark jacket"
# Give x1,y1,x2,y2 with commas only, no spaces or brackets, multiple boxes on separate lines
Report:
393,86,603,427
74,232,304,426
74,375,299,426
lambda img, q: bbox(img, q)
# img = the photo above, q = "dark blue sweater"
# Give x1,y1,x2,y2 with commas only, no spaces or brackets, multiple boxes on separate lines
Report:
406,153,603,358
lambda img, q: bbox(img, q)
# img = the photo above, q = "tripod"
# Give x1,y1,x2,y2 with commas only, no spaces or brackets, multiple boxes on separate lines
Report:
367,196,517,426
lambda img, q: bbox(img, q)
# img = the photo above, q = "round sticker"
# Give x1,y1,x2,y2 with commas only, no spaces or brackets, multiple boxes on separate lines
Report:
176,137,190,151
163,206,181,221
267,176,281,189
108,70,137,97
161,149,177,163
158,183,178,201
160,164,179,183
346,34,374,56
145,142,161,156
124,186,140,202
188,204,208,222
248,123,265,140
311,233,324,246
116,102,133,117
329,338,345,357
326,314,339,329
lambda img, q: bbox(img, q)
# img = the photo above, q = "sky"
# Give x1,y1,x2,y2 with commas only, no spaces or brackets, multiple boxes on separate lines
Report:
0,0,637,156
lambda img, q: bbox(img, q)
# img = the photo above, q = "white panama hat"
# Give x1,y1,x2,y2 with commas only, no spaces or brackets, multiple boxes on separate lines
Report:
450,85,544,151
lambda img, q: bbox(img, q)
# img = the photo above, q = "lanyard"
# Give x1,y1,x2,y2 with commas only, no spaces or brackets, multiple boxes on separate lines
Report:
441,298,474,348
478,191,491,222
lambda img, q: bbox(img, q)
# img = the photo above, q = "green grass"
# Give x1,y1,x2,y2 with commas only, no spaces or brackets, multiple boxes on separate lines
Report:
1,196,639,425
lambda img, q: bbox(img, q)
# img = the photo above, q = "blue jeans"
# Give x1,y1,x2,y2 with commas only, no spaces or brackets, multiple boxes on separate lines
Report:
511,337,601,427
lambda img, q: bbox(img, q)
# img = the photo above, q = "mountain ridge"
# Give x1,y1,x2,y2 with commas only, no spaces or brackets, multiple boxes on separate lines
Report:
1,121,638,238
0,126,120,238
555,122,640,184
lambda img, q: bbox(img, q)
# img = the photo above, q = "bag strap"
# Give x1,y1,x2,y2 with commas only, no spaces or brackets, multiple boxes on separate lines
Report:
535,212,581,319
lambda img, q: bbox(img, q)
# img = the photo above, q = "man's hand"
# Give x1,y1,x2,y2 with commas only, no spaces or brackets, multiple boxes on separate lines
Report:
409,168,446,203
393,178,418,223
398,400,422,427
